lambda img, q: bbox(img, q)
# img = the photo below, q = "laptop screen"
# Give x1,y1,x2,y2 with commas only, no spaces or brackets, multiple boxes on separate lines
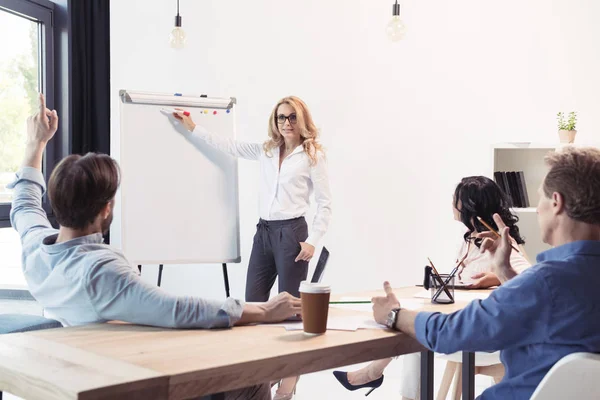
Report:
311,247,330,283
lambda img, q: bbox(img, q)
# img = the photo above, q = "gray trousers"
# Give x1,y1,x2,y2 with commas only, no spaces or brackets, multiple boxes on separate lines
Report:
245,217,309,301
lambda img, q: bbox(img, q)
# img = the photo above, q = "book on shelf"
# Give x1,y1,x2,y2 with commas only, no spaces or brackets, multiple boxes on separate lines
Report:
493,170,530,208
516,171,530,207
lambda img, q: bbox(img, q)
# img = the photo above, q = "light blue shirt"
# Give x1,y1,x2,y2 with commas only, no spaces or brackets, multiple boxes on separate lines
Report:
9,167,243,328
415,240,600,399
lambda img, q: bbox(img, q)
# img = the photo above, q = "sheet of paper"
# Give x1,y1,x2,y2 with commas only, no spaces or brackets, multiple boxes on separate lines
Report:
396,298,428,310
414,289,432,299
454,291,490,301
268,315,390,331
330,303,373,313
337,296,372,302
268,316,362,331
358,319,387,330
413,289,489,301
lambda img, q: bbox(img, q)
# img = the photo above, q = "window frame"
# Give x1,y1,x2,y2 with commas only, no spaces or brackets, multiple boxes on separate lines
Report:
0,0,57,228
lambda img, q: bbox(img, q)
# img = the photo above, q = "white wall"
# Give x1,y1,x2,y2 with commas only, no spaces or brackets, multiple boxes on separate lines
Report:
110,0,600,300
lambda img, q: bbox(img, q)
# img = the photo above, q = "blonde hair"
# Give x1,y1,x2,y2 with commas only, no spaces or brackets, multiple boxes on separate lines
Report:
264,96,324,166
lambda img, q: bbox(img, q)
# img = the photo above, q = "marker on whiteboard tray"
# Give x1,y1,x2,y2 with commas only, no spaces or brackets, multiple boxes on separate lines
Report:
160,107,190,116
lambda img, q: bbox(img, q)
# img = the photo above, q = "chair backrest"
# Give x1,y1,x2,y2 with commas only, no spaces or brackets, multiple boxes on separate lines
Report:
311,247,329,283
530,352,600,400
0,314,62,334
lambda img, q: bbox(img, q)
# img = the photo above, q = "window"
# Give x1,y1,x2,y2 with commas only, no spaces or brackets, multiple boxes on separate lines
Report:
0,0,56,290
0,7,40,204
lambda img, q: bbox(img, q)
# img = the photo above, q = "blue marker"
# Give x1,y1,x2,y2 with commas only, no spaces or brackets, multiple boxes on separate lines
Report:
174,93,182,96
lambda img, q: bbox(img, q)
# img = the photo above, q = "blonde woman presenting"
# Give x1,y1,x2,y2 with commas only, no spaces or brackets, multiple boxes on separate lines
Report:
172,96,332,400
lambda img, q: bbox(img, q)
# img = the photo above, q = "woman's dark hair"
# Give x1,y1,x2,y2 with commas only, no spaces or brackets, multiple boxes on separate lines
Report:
453,176,525,245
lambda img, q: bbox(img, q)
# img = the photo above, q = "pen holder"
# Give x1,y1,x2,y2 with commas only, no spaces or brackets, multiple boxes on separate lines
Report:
429,274,455,304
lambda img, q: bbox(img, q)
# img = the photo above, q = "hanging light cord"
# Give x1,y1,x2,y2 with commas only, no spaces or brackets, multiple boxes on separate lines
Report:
177,0,180,16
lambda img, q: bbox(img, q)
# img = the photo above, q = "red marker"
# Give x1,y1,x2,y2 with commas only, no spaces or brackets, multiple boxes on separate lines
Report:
161,107,190,116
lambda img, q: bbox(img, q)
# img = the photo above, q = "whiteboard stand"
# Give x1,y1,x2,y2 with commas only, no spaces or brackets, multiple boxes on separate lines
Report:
221,263,231,297
118,90,241,301
138,263,230,297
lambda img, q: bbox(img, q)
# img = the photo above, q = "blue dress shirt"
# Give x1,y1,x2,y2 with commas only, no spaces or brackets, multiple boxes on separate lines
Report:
415,240,600,399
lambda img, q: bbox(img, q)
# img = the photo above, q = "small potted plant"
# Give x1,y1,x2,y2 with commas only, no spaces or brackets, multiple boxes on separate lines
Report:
557,111,577,143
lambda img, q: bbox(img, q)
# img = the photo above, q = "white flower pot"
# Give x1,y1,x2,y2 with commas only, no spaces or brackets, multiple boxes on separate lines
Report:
558,129,577,144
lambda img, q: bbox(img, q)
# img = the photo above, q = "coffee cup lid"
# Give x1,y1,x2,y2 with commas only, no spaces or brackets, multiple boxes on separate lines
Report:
299,281,331,294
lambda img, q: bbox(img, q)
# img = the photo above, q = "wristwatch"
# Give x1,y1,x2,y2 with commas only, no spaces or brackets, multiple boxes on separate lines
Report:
385,307,402,330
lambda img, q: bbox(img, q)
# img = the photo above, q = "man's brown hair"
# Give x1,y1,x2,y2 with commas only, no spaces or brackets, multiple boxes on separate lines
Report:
48,153,120,229
544,147,600,225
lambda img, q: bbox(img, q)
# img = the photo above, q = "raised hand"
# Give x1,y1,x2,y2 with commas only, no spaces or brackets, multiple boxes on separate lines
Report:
27,93,58,144
372,281,401,326
172,108,196,132
477,213,515,280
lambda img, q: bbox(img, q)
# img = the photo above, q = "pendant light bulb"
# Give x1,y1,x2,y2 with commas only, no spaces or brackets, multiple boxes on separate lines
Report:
169,0,186,49
386,0,406,42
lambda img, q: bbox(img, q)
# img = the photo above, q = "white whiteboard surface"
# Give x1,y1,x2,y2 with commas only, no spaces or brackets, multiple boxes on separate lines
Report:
116,90,240,264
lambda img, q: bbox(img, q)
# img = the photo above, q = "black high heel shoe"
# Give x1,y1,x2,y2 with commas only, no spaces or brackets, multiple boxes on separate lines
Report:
332,371,384,396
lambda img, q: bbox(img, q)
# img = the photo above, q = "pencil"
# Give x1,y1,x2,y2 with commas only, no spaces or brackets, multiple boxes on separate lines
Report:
476,216,520,253
427,257,442,278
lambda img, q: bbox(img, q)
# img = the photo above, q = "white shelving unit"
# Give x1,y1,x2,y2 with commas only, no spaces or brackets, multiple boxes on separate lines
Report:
492,143,558,261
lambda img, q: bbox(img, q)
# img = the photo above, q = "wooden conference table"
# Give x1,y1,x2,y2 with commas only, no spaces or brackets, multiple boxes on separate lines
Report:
0,287,491,400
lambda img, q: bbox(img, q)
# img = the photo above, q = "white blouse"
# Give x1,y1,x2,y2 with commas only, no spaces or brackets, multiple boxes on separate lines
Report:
184,125,332,247
455,235,531,284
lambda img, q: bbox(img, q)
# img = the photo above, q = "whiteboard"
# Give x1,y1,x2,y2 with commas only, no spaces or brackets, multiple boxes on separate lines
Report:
116,90,241,264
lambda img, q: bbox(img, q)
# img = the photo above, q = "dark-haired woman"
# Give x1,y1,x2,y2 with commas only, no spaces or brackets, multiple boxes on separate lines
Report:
333,176,530,398
452,175,530,288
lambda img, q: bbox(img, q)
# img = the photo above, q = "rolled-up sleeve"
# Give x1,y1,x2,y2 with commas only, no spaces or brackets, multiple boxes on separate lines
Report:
414,270,550,354
85,256,244,329
186,125,262,160
306,152,332,247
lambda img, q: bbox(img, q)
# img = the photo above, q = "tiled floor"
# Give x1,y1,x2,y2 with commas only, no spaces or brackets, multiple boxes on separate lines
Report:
0,300,492,400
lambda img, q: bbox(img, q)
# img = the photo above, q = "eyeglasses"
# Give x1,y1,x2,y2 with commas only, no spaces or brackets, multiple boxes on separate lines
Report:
276,113,297,125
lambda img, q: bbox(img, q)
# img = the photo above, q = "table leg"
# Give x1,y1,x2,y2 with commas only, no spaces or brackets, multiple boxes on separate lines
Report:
462,351,476,400
420,350,434,400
